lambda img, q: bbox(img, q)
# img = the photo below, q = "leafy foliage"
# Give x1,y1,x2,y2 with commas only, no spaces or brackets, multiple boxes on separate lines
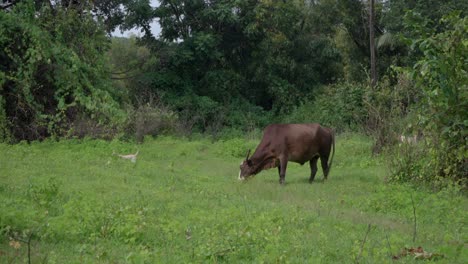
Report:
0,1,123,141
364,70,421,153
377,0,468,77
381,0,468,33
285,82,367,132
112,0,344,131
402,12,467,184
126,95,179,142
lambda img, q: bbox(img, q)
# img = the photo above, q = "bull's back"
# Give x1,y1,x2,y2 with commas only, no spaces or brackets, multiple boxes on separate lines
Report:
263,124,324,163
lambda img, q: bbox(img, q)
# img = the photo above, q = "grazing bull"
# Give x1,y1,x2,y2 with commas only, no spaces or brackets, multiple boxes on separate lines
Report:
239,123,335,185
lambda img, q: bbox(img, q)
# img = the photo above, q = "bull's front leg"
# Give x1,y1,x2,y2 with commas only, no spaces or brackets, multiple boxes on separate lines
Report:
279,157,288,185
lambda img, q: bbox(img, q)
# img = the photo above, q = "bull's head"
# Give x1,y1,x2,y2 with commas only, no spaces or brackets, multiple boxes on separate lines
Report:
239,149,255,180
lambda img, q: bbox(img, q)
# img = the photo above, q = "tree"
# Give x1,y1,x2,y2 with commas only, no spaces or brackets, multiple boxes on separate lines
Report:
369,0,377,87
113,0,343,132
378,0,468,73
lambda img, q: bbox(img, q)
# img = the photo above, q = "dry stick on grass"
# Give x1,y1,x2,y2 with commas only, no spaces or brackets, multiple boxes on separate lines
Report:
356,223,372,263
26,232,32,264
15,231,33,264
114,150,139,163
411,193,417,243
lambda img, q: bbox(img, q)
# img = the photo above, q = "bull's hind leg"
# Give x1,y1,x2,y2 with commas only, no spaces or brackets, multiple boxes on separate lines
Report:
309,156,319,183
320,154,330,180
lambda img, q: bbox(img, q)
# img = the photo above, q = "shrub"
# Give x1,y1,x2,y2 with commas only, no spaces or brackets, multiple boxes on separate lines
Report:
387,140,427,184
67,115,122,140
0,2,123,141
383,12,467,188
284,82,367,132
216,99,272,138
216,138,258,158
167,94,220,136
165,93,272,138
126,95,179,142
0,93,10,142
364,71,421,153
400,12,467,185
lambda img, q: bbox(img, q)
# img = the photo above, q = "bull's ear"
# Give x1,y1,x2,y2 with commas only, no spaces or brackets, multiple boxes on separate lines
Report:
245,149,251,160
247,159,253,166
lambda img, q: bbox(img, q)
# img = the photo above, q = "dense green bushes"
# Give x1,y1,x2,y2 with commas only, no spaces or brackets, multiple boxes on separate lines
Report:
284,83,367,132
107,0,344,136
0,1,123,142
386,12,467,186
360,12,467,188
364,71,421,153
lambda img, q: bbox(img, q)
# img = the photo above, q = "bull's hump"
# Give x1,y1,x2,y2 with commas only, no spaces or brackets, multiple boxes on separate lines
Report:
264,124,320,137
265,123,319,130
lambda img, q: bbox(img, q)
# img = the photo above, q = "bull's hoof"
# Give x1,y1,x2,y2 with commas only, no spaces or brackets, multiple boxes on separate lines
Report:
279,179,285,185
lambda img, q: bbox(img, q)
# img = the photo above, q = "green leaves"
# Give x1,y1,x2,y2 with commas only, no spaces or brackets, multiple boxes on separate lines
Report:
126,0,344,128
285,82,367,132
0,0,123,141
403,11,467,184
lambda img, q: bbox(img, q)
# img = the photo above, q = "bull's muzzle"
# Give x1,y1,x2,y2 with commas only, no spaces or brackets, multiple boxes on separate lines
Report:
238,171,245,181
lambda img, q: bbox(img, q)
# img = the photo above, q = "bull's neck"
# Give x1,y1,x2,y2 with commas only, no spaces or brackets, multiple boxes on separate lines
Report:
249,149,267,165
249,149,276,173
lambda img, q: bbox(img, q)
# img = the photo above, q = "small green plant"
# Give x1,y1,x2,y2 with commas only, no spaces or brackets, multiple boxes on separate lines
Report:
387,141,427,184
27,178,60,210
216,138,257,158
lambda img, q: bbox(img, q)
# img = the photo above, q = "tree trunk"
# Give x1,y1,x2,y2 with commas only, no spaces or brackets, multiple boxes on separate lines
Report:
369,0,377,88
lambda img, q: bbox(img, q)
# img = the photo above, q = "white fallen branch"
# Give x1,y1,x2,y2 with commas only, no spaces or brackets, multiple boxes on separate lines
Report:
114,150,139,163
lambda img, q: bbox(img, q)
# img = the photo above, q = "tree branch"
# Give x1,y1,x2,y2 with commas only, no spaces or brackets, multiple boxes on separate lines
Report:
411,193,417,243
168,2,187,38
0,0,16,10
110,73,143,80
356,224,372,263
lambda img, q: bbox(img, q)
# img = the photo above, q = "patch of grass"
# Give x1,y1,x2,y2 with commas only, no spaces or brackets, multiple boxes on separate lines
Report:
0,134,466,263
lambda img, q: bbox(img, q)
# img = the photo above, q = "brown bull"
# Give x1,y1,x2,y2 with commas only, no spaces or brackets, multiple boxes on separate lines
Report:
239,123,335,184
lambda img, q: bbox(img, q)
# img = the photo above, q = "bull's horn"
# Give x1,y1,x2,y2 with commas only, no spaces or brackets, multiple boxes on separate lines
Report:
245,149,251,160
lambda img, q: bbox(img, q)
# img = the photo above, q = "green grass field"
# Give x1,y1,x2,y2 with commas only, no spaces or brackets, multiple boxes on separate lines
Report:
0,134,466,263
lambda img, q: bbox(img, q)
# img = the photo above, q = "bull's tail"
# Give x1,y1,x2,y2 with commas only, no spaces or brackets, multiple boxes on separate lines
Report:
327,129,335,177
